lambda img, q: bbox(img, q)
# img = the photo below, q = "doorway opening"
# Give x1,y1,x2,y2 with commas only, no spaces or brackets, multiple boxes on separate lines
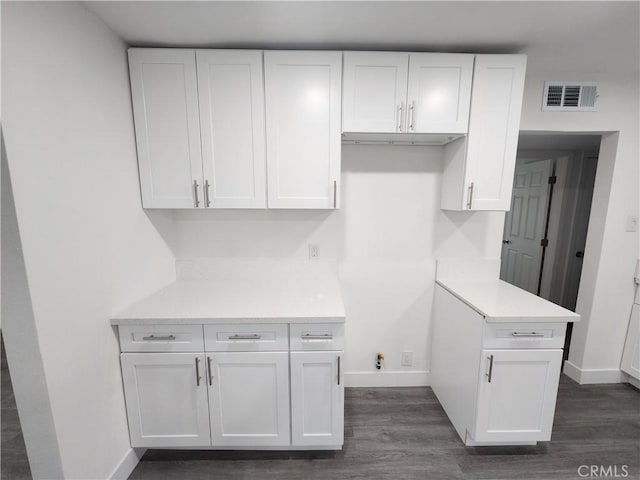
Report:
499,133,601,359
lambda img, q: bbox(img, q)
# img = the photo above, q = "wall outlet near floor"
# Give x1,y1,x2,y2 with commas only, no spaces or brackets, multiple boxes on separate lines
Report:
401,351,413,367
308,243,320,259
626,216,638,232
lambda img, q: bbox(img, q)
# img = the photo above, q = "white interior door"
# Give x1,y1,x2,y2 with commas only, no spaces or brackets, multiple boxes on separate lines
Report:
621,304,640,381
264,51,342,209
290,351,344,446
406,53,473,134
196,50,267,208
474,349,562,443
128,49,204,208
342,52,409,133
120,353,211,447
208,352,290,446
500,158,552,294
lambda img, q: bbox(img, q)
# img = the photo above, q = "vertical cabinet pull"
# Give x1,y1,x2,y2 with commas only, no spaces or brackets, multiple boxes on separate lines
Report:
207,356,213,386
337,355,341,386
397,103,404,132
333,180,337,209
486,355,494,383
466,182,474,209
204,180,211,207
409,100,415,131
195,357,201,386
193,180,200,207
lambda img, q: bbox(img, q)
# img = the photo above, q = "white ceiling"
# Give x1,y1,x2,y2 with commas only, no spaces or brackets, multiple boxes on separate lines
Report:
85,1,639,75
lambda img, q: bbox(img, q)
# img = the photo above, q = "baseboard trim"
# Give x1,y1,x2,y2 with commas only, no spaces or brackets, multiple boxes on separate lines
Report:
344,370,430,387
563,361,627,384
108,447,145,480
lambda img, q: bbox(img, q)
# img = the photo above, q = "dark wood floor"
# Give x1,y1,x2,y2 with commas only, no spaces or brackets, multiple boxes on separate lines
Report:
2,338,638,479
1,336,32,480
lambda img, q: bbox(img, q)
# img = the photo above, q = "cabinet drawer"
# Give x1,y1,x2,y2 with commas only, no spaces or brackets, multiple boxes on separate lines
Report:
482,322,566,349
119,325,204,352
290,323,345,351
204,324,288,351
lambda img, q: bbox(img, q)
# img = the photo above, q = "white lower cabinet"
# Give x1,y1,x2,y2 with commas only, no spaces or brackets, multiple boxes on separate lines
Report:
431,284,568,446
121,353,211,447
118,322,345,450
474,349,562,443
208,352,290,446
290,351,344,446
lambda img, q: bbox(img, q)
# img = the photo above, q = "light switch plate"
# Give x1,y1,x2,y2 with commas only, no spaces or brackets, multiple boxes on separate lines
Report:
626,216,638,232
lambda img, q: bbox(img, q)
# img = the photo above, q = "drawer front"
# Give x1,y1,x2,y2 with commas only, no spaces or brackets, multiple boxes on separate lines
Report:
119,325,204,352
204,324,288,352
290,323,345,351
482,322,566,349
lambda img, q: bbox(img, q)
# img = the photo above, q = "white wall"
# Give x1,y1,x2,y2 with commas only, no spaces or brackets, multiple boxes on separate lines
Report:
2,3,176,479
520,71,639,383
175,145,505,385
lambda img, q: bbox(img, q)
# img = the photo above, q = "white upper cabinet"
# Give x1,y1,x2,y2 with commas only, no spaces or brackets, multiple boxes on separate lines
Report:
196,50,267,208
406,53,474,134
264,51,342,209
342,52,409,133
129,49,204,208
342,52,473,135
441,55,527,211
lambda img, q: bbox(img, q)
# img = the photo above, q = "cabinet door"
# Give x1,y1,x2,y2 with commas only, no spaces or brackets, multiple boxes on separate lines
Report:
342,52,409,133
464,55,527,210
621,304,640,381
208,352,290,446
264,51,342,209
473,349,562,443
120,353,210,447
290,351,344,446
406,53,473,134
128,49,204,208
196,50,267,208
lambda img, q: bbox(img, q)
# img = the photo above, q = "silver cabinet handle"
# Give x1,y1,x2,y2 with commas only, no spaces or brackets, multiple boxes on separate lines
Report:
195,357,201,386
142,335,176,341
207,356,213,386
409,100,415,131
333,180,337,209
301,334,333,340
397,103,404,132
466,182,474,209
337,355,341,386
228,334,262,340
511,332,546,337
204,179,211,207
193,180,200,207
486,355,494,383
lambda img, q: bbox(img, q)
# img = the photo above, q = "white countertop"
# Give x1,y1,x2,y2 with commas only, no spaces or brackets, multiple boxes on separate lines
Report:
111,267,346,325
436,278,580,323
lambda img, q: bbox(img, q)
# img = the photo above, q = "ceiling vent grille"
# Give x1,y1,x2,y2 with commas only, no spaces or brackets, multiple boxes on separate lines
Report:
542,82,598,111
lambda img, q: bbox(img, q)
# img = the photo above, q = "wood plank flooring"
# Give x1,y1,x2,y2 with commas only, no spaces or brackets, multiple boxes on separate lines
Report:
1,337,638,480
129,379,639,480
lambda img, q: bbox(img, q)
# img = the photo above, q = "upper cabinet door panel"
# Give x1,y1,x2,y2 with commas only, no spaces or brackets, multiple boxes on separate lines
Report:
465,55,527,210
196,50,267,208
264,51,342,209
406,53,474,134
128,49,203,208
342,52,409,133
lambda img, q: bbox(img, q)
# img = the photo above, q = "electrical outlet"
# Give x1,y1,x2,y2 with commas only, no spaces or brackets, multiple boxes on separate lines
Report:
401,351,413,367
308,243,320,259
626,216,638,232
